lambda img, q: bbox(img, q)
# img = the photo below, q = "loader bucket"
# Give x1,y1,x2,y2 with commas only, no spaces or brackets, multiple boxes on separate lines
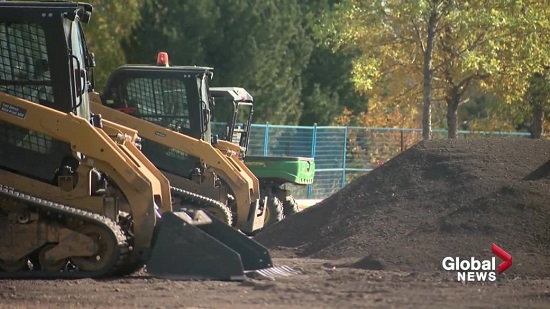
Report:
146,211,272,281
198,211,272,270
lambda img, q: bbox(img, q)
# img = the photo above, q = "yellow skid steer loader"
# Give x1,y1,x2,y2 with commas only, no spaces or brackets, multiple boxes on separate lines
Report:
90,53,266,234
0,1,285,281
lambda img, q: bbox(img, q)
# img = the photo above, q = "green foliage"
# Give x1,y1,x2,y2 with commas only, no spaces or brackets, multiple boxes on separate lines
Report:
298,0,368,125
83,1,142,89
320,0,550,136
299,36,367,126
524,70,550,137
458,91,522,132
525,72,550,110
79,0,366,125
123,0,314,125
78,0,376,125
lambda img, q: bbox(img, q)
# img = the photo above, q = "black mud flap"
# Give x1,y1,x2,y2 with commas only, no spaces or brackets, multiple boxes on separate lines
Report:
146,211,273,281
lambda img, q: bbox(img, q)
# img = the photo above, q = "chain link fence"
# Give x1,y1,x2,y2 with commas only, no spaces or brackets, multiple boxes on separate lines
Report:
213,123,531,199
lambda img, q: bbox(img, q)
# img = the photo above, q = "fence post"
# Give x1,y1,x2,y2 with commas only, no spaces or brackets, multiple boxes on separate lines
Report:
263,122,269,156
307,123,318,198
341,126,348,188
311,123,317,157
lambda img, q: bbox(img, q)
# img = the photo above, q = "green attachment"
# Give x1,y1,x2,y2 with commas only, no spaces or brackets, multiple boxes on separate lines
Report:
245,156,315,185
146,211,272,281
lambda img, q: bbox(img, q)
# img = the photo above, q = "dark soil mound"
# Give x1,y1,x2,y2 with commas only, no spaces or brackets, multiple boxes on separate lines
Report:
255,138,550,277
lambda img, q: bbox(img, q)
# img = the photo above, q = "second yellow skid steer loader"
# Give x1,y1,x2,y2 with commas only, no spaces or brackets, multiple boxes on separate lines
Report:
90,52,266,234
0,1,282,281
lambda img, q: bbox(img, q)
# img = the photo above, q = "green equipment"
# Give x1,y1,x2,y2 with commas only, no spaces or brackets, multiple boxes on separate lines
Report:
210,87,316,219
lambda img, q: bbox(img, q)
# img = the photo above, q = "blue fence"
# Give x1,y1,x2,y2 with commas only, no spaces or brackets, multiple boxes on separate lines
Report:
213,123,531,199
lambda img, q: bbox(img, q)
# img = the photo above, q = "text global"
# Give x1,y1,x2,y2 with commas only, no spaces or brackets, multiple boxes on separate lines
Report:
442,257,497,282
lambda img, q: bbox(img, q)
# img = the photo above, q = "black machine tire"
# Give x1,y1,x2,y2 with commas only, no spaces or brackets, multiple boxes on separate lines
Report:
204,203,234,227
263,193,284,226
283,195,299,216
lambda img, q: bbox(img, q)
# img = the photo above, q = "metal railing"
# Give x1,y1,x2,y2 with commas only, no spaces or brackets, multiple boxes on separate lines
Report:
213,123,531,199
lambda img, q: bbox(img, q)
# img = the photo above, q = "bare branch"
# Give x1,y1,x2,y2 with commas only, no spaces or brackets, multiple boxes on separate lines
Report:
411,18,426,53
458,97,470,106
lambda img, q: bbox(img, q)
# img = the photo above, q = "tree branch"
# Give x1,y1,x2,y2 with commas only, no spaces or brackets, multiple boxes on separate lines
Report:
434,32,486,73
411,18,426,53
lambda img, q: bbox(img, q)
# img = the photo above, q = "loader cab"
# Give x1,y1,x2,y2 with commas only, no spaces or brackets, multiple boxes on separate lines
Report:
210,87,254,156
101,57,214,178
0,1,94,182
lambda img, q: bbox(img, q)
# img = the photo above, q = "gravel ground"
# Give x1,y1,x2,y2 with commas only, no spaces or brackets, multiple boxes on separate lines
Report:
1,258,549,309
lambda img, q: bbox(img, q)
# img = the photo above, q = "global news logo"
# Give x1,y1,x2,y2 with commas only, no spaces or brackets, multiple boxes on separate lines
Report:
441,243,512,282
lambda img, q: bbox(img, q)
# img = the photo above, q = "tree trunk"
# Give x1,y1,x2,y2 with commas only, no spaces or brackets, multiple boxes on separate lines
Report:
526,72,548,139
447,99,460,139
422,9,438,141
531,104,544,139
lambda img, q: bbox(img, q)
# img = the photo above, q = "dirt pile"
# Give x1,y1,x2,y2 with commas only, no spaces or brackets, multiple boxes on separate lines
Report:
255,138,550,277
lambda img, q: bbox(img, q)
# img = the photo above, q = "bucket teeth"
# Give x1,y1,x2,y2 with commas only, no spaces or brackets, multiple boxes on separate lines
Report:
244,265,301,280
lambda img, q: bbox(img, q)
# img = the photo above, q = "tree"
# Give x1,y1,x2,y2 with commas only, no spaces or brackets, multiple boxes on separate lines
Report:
123,0,313,125
319,0,550,138
83,1,142,89
458,91,518,132
299,42,368,126
298,0,368,126
525,70,550,138
317,1,447,137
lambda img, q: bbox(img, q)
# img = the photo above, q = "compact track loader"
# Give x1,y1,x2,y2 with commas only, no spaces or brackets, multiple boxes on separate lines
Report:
210,87,315,221
0,1,280,281
91,53,266,234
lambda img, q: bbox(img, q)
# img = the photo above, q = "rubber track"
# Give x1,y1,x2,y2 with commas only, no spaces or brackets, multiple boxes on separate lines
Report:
0,184,130,279
170,186,234,226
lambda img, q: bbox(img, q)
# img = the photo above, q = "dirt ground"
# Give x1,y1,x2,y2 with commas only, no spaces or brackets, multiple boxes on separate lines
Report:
1,258,549,309
2,137,550,308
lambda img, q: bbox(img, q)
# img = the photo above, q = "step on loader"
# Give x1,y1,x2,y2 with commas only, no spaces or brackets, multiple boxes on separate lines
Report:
91,53,266,234
0,1,285,281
